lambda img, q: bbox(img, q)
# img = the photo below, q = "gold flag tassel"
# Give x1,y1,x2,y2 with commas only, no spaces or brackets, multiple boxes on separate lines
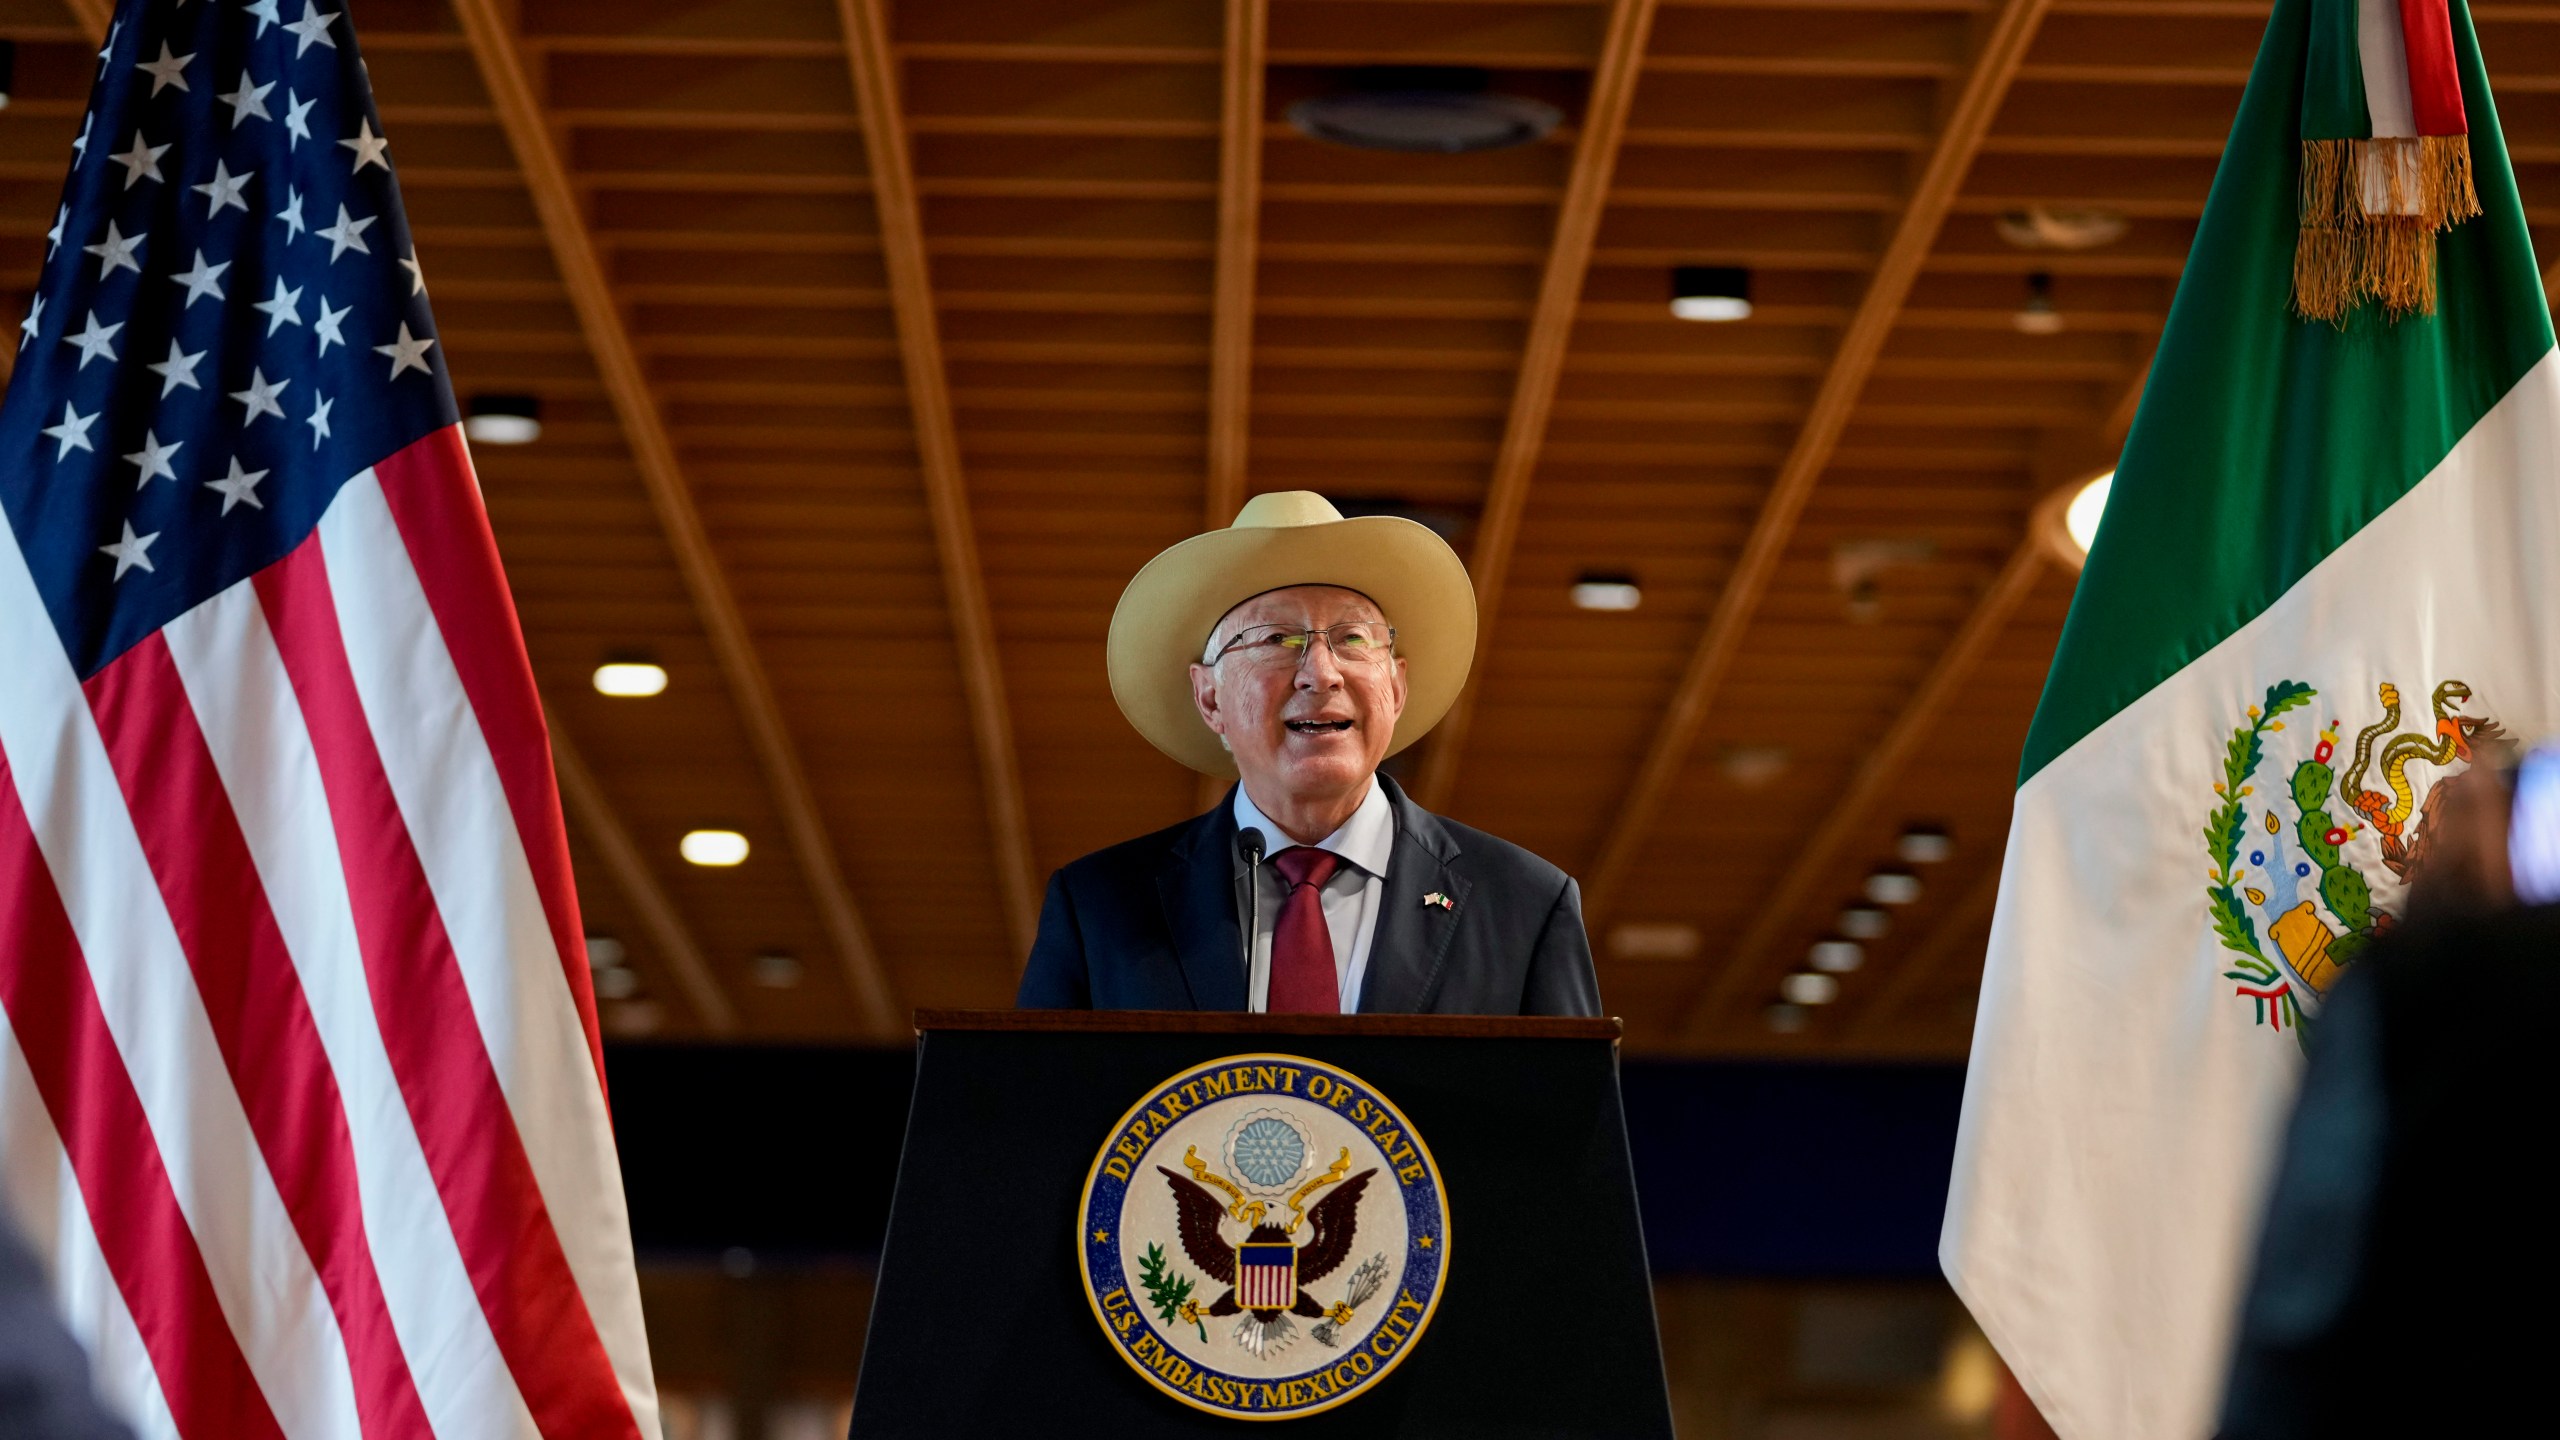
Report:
2294,134,2480,323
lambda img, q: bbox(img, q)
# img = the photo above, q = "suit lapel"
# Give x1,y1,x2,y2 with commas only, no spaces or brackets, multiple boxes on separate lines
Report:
1359,778,1470,1013
1157,795,1249,1011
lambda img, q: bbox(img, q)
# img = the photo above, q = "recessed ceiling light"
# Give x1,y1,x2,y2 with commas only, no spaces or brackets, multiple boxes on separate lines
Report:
603,1000,664,1037
1671,265,1752,322
1780,972,1840,1006
464,394,542,445
1765,1002,1809,1034
1995,205,2129,252
585,934,625,969
1718,745,1791,790
595,965,640,1000
1810,940,1865,973
751,950,803,988
592,661,668,698
1287,68,1561,154
1864,870,1923,906
2014,272,2064,335
1897,826,1953,864
680,829,750,867
1571,572,1642,611
1609,922,1701,961
2065,470,2113,558
1838,906,1889,940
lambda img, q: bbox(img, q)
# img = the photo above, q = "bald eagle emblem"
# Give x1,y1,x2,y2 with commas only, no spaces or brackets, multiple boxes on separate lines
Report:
1080,1054,1449,1418
1159,1145,1373,1355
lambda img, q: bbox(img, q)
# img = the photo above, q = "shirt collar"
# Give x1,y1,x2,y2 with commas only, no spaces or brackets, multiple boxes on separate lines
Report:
1232,778,1395,879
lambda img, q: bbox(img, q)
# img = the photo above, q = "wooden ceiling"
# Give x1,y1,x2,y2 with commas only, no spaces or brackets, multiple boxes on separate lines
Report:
8,0,2558,1055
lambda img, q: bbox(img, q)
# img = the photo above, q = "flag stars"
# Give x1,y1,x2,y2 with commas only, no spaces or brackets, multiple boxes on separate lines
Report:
61,312,122,369
100,523,159,582
305,392,334,448
195,160,253,217
232,368,290,426
284,91,315,148
171,250,229,308
148,340,207,397
376,323,435,380
43,403,100,460
124,431,182,489
277,186,308,242
340,118,389,173
285,1,338,57
17,295,43,352
399,252,426,297
208,458,268,514
47,204,66,259
316,204,375,262
71,114,92,164
95,18,121,76
85,221,145,279
219,74,275,127
135,41,194,96
313,298,351,355
110,131,169,189
247,0,283,36
253,277,304,335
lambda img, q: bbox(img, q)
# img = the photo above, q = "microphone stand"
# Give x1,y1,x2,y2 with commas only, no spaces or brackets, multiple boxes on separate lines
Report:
1236,826,1267,992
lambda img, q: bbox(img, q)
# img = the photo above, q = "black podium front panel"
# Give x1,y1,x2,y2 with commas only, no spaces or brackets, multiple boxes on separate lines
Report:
849,1015,1673,1438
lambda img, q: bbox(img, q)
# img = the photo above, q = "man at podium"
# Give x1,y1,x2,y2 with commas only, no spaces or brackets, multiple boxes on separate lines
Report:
1017,493,1601,1016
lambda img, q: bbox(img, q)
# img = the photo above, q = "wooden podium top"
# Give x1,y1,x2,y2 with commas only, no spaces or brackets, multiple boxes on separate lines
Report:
911,1008,1621,1041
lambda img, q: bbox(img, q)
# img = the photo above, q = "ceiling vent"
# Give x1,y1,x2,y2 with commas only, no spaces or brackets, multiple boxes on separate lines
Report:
1287,68,1561,154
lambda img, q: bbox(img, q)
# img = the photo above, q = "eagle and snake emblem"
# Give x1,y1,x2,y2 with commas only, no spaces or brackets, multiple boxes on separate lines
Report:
2204,676,2508,1034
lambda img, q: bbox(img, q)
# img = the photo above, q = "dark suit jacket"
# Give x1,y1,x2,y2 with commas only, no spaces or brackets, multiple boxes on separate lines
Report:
1015,778,1601,1015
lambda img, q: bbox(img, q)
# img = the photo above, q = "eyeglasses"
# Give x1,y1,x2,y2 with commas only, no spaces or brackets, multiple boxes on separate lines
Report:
1209,622,1397,670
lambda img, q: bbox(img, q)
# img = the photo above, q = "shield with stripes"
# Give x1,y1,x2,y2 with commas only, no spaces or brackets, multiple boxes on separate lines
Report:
1236,1240,1297,1310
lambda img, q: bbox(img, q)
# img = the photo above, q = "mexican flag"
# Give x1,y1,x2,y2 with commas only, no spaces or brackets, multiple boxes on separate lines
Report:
1942,0,2557,1435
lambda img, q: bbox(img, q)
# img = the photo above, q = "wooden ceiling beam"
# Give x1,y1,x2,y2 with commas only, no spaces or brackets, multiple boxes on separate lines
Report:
1413,0,1662,812
1579,0,2057,925
450,0,903,1038
1205,0,1268,531
1675,533,2045,1036
546,715,737,1034
60,0,107,44
1843,859,2005,1042
836,0,1043,960
1677,346,2149,1039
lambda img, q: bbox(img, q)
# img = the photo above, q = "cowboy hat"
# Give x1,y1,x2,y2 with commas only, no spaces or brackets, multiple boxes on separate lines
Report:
1107,492,1478,777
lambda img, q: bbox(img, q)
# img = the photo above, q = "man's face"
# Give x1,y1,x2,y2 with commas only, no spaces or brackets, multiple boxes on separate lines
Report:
1189,585,1408,808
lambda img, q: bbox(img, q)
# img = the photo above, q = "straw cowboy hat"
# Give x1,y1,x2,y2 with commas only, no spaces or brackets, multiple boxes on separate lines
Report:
1108,492,1478,778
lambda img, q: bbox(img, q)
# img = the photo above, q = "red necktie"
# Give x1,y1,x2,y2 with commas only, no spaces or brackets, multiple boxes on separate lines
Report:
1267,847,1343,1013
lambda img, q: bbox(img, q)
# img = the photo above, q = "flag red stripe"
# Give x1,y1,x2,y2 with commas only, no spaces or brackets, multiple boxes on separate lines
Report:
369,429,605,1083
2397,0,2466,134
83,635,436,1440
253,538,643,1440
0,756,288,1440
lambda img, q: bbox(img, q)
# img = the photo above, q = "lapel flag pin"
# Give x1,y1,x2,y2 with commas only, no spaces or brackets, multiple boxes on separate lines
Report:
1422,892,1455,911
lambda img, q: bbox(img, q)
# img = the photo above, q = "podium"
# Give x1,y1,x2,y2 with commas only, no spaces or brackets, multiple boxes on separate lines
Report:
849,1011,1673,1437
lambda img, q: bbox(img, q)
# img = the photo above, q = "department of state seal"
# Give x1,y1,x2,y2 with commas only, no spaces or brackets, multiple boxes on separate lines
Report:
1078,1054,1449,1420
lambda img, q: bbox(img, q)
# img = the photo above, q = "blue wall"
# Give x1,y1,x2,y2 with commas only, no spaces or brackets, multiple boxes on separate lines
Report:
605,1046,1966,1279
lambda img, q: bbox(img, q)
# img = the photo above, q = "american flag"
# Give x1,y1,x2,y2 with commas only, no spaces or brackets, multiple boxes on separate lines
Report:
0,3,659,1438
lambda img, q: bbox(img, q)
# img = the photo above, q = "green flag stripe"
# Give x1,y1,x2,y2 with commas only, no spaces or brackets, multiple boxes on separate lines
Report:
2302,0,2369,139
2016,0,2551,786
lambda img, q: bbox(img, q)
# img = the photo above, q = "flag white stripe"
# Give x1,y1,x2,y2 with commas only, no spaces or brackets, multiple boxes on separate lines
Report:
0,1027,179,1440
164,582,541,1440
0,520,362,1440
314,477,658,1425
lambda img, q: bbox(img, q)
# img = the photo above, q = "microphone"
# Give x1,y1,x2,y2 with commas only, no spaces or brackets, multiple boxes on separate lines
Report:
1236,827,1267,980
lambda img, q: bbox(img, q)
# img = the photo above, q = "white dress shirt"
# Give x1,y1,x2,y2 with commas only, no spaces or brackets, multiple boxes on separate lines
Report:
1234,781,1394,1013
